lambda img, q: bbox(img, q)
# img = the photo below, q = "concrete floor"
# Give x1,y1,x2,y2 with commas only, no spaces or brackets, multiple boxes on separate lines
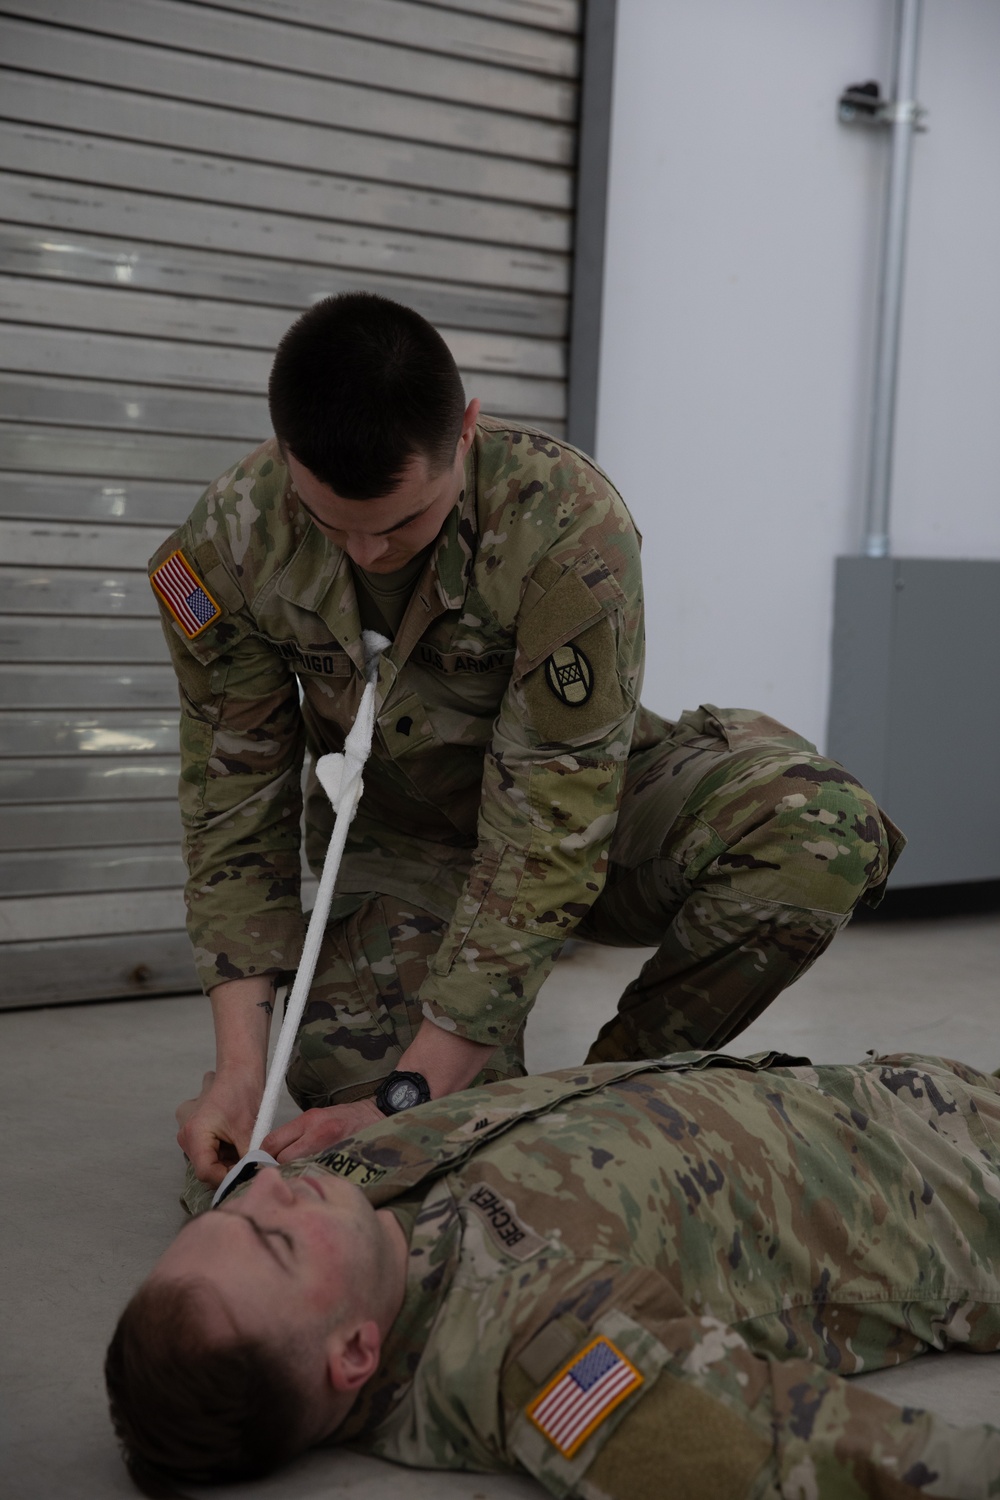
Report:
3,910,1000,1498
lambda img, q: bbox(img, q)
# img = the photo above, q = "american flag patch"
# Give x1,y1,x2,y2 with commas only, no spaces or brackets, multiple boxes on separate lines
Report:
526,1336,643,1458
151,550,221,638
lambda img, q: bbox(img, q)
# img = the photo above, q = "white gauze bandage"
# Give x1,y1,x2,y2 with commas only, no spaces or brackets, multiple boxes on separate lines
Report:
211,630,389,1208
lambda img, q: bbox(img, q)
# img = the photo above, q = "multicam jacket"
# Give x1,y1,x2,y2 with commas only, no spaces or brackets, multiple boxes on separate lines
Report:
149,419,649,1044
293,1051,1000,1499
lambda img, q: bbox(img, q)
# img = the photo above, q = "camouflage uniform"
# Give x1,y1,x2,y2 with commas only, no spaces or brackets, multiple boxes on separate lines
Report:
265,1050,1000,1497
150,422,902,1104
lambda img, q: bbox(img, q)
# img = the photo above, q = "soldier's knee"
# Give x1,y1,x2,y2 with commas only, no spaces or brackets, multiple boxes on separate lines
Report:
284,1051,331,1110
700,752,891,915
285,1021,400,1108
759,755,890,909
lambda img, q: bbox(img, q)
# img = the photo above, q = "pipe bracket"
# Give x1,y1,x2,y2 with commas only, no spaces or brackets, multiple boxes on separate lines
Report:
838,81,928,131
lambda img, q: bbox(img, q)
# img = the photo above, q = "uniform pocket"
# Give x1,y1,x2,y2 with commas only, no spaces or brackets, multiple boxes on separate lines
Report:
376,690,441,759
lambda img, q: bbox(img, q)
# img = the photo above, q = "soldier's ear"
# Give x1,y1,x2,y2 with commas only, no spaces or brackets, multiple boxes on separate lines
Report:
458,397,480,456
326,1318,381,1394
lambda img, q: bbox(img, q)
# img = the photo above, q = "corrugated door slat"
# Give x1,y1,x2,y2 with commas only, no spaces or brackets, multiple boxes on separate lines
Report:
0,120,570,249
1,279,568,378
0,14,573,160
0,0,583,1007
0,65,571,207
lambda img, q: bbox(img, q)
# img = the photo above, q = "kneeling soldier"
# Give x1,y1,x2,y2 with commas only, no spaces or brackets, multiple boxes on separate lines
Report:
151,291,904,1187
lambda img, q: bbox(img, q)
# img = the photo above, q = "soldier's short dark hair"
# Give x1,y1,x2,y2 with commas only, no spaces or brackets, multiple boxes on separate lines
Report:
268,291,467,500
105,1278,311,1495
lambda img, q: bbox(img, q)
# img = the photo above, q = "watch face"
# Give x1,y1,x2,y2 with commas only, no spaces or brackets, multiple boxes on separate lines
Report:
385,1077,422,1112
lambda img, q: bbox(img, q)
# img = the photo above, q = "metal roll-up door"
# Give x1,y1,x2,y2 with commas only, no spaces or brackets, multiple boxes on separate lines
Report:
0,0,586,1008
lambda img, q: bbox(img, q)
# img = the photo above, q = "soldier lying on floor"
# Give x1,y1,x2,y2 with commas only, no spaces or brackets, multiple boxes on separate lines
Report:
108,1048,1000,1499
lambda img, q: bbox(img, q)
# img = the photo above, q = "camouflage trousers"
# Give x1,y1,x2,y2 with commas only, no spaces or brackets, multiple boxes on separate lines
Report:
287,706,904,1109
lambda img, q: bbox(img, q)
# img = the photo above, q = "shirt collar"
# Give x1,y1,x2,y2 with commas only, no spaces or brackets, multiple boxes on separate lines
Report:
333,1181,461,1445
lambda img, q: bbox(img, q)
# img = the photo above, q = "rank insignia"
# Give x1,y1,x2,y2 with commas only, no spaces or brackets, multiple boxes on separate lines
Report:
151,550,221,638
526,1336,643,1457
544,643,593,706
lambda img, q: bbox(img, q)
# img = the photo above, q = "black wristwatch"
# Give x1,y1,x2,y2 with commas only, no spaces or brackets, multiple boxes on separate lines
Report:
375,1070,432,1116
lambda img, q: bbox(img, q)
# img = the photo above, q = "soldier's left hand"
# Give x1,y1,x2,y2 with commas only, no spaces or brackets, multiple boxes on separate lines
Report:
261,1098,383,1162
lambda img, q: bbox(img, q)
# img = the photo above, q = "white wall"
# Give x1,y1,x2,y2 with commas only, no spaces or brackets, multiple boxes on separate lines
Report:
893,0,1000,560
596,0,1000,749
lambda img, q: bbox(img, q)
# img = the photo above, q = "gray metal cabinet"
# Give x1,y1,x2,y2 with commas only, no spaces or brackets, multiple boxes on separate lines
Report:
0,0,589,1006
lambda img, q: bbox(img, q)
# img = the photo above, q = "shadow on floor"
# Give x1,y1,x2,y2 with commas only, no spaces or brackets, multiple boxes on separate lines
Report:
854,877,1000,922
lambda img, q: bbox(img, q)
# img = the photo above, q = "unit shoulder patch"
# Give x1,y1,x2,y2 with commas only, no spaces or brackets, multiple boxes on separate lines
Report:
151,549,222,638
523,616,627,745
526,1335,643,1457
545,644,593,706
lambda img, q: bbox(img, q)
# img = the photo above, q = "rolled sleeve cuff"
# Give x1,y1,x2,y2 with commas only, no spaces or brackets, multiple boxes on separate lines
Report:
417,926,562,1047
187,896,305,995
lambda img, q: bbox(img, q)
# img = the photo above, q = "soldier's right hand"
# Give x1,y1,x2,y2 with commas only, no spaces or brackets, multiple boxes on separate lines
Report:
175,1069,261,1188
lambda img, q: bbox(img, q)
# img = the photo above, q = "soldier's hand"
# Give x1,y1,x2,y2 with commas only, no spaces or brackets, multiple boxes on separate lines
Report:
262,1098,382,1163
176,1069,261,1187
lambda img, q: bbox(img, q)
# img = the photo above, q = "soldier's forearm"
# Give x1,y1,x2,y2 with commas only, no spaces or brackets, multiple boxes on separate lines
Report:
397,1017,496,1099
208,976,274,1088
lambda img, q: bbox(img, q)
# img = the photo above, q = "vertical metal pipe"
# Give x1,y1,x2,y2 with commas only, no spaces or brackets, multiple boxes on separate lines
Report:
862,0,923,558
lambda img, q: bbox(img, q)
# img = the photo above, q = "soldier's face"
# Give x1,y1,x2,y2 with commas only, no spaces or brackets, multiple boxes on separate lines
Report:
287,397,480,573
151,1167,383,1347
